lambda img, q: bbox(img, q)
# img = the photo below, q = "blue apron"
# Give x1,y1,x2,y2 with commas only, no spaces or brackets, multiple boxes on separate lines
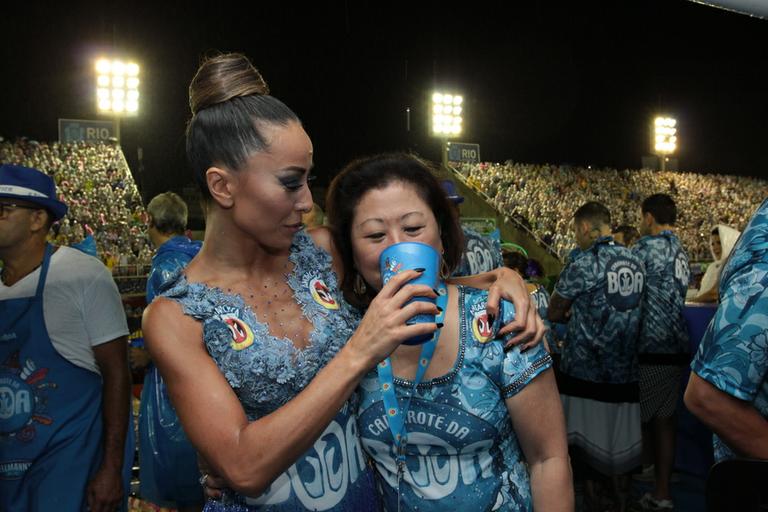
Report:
0,244,132,511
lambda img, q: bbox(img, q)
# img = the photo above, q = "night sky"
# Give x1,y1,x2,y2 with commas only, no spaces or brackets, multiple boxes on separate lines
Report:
2,1,767,202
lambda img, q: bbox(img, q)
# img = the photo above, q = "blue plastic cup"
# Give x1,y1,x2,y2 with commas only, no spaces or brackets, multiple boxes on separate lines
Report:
379,242,440,345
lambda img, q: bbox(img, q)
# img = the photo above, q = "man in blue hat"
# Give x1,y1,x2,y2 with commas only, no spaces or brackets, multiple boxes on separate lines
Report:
0,164,131,511
440,179,504,277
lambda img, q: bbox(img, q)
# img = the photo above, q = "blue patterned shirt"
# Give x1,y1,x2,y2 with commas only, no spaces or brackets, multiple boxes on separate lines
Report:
632,231,690,358
529,283,557,354
452,226,503,277
357,286,551,511
555,236,644,384
691,199,768,462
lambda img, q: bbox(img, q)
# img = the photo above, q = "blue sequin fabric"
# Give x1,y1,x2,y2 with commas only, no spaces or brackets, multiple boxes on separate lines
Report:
159,230,379,511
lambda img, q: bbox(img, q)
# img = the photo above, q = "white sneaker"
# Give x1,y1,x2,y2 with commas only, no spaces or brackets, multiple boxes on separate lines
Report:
637,492,674,511
633,465,655,482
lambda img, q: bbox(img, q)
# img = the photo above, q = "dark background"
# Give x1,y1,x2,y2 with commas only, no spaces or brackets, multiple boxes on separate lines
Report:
2,1,767,202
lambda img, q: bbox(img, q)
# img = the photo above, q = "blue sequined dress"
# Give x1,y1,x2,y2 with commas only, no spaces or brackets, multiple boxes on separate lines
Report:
158,231,379,511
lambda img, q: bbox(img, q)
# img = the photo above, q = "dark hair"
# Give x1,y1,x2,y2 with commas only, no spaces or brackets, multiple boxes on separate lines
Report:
526,258,544,279
573,201,611,228
641,193,677,225
326,153,464,307
502,250,528,276
612,224,640,246
186,53,300,199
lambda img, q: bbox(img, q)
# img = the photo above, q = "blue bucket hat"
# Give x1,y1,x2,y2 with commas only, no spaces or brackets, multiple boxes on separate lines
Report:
0,164,68,220
440,179,464,204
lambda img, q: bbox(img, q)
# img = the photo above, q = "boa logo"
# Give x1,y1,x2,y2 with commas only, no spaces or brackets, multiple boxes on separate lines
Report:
224,316,254,351
244,411,368,510
0,354,55,445
310,278,339,310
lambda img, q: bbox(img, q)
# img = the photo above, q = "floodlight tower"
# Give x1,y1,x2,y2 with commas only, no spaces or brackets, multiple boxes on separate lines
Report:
431,92,463,168
654,116,677,172
95,58,140,142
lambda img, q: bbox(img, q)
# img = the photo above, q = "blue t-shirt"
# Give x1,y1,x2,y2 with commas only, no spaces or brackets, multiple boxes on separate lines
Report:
452,226,503,277
357,286,552,512
554,236,644,384
691,199,768,462
632,231,690,358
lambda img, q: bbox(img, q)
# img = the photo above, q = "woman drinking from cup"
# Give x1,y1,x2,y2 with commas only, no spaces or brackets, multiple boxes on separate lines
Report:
326,153,574,511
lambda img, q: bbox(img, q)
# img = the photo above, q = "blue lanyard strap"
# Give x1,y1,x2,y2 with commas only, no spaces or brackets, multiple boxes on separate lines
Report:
377,282,448,464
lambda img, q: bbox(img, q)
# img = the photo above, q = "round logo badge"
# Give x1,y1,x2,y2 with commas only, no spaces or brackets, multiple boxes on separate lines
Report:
310,278,339,310
472,311,494,343
224,316,255,351
604,256,644,311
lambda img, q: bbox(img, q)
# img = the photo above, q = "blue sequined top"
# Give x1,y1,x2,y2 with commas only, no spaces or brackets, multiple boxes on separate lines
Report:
159,230,378,511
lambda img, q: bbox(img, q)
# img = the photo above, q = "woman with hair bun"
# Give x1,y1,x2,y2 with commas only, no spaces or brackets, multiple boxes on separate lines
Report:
143,53,543,511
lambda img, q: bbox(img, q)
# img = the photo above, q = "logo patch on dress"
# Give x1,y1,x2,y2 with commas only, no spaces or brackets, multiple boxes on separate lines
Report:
309,278,339,310
224,316,254,350
469,298,494,343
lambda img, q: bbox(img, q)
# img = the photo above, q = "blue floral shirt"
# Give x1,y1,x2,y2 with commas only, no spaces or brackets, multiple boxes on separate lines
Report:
555,237,644,384
691,199,768,462
529,283,557,355
632,231,690,358
159,230,378,511
452,226,503,277
357,286,552,511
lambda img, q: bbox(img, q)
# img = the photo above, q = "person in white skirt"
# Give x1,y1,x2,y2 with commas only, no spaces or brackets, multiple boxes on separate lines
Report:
549,202,645,511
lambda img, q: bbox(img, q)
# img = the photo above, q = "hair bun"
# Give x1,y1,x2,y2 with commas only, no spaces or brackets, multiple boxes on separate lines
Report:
189,53,270,115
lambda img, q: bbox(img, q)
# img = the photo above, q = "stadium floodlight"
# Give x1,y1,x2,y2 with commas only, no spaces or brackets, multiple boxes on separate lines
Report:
432,91,463,137
653,116,677,171
96,58,140,117
654,116,677,154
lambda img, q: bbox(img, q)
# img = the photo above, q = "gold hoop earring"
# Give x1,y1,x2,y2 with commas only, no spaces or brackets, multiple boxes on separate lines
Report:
353,273,367,295
439,260,451,281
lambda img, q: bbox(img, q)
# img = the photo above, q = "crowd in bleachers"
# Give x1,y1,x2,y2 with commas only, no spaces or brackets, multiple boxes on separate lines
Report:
0,138,151,268
4,137,767,268
457,161,768,261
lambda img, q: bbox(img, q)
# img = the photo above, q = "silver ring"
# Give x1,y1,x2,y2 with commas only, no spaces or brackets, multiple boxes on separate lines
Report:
199,473,209,486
